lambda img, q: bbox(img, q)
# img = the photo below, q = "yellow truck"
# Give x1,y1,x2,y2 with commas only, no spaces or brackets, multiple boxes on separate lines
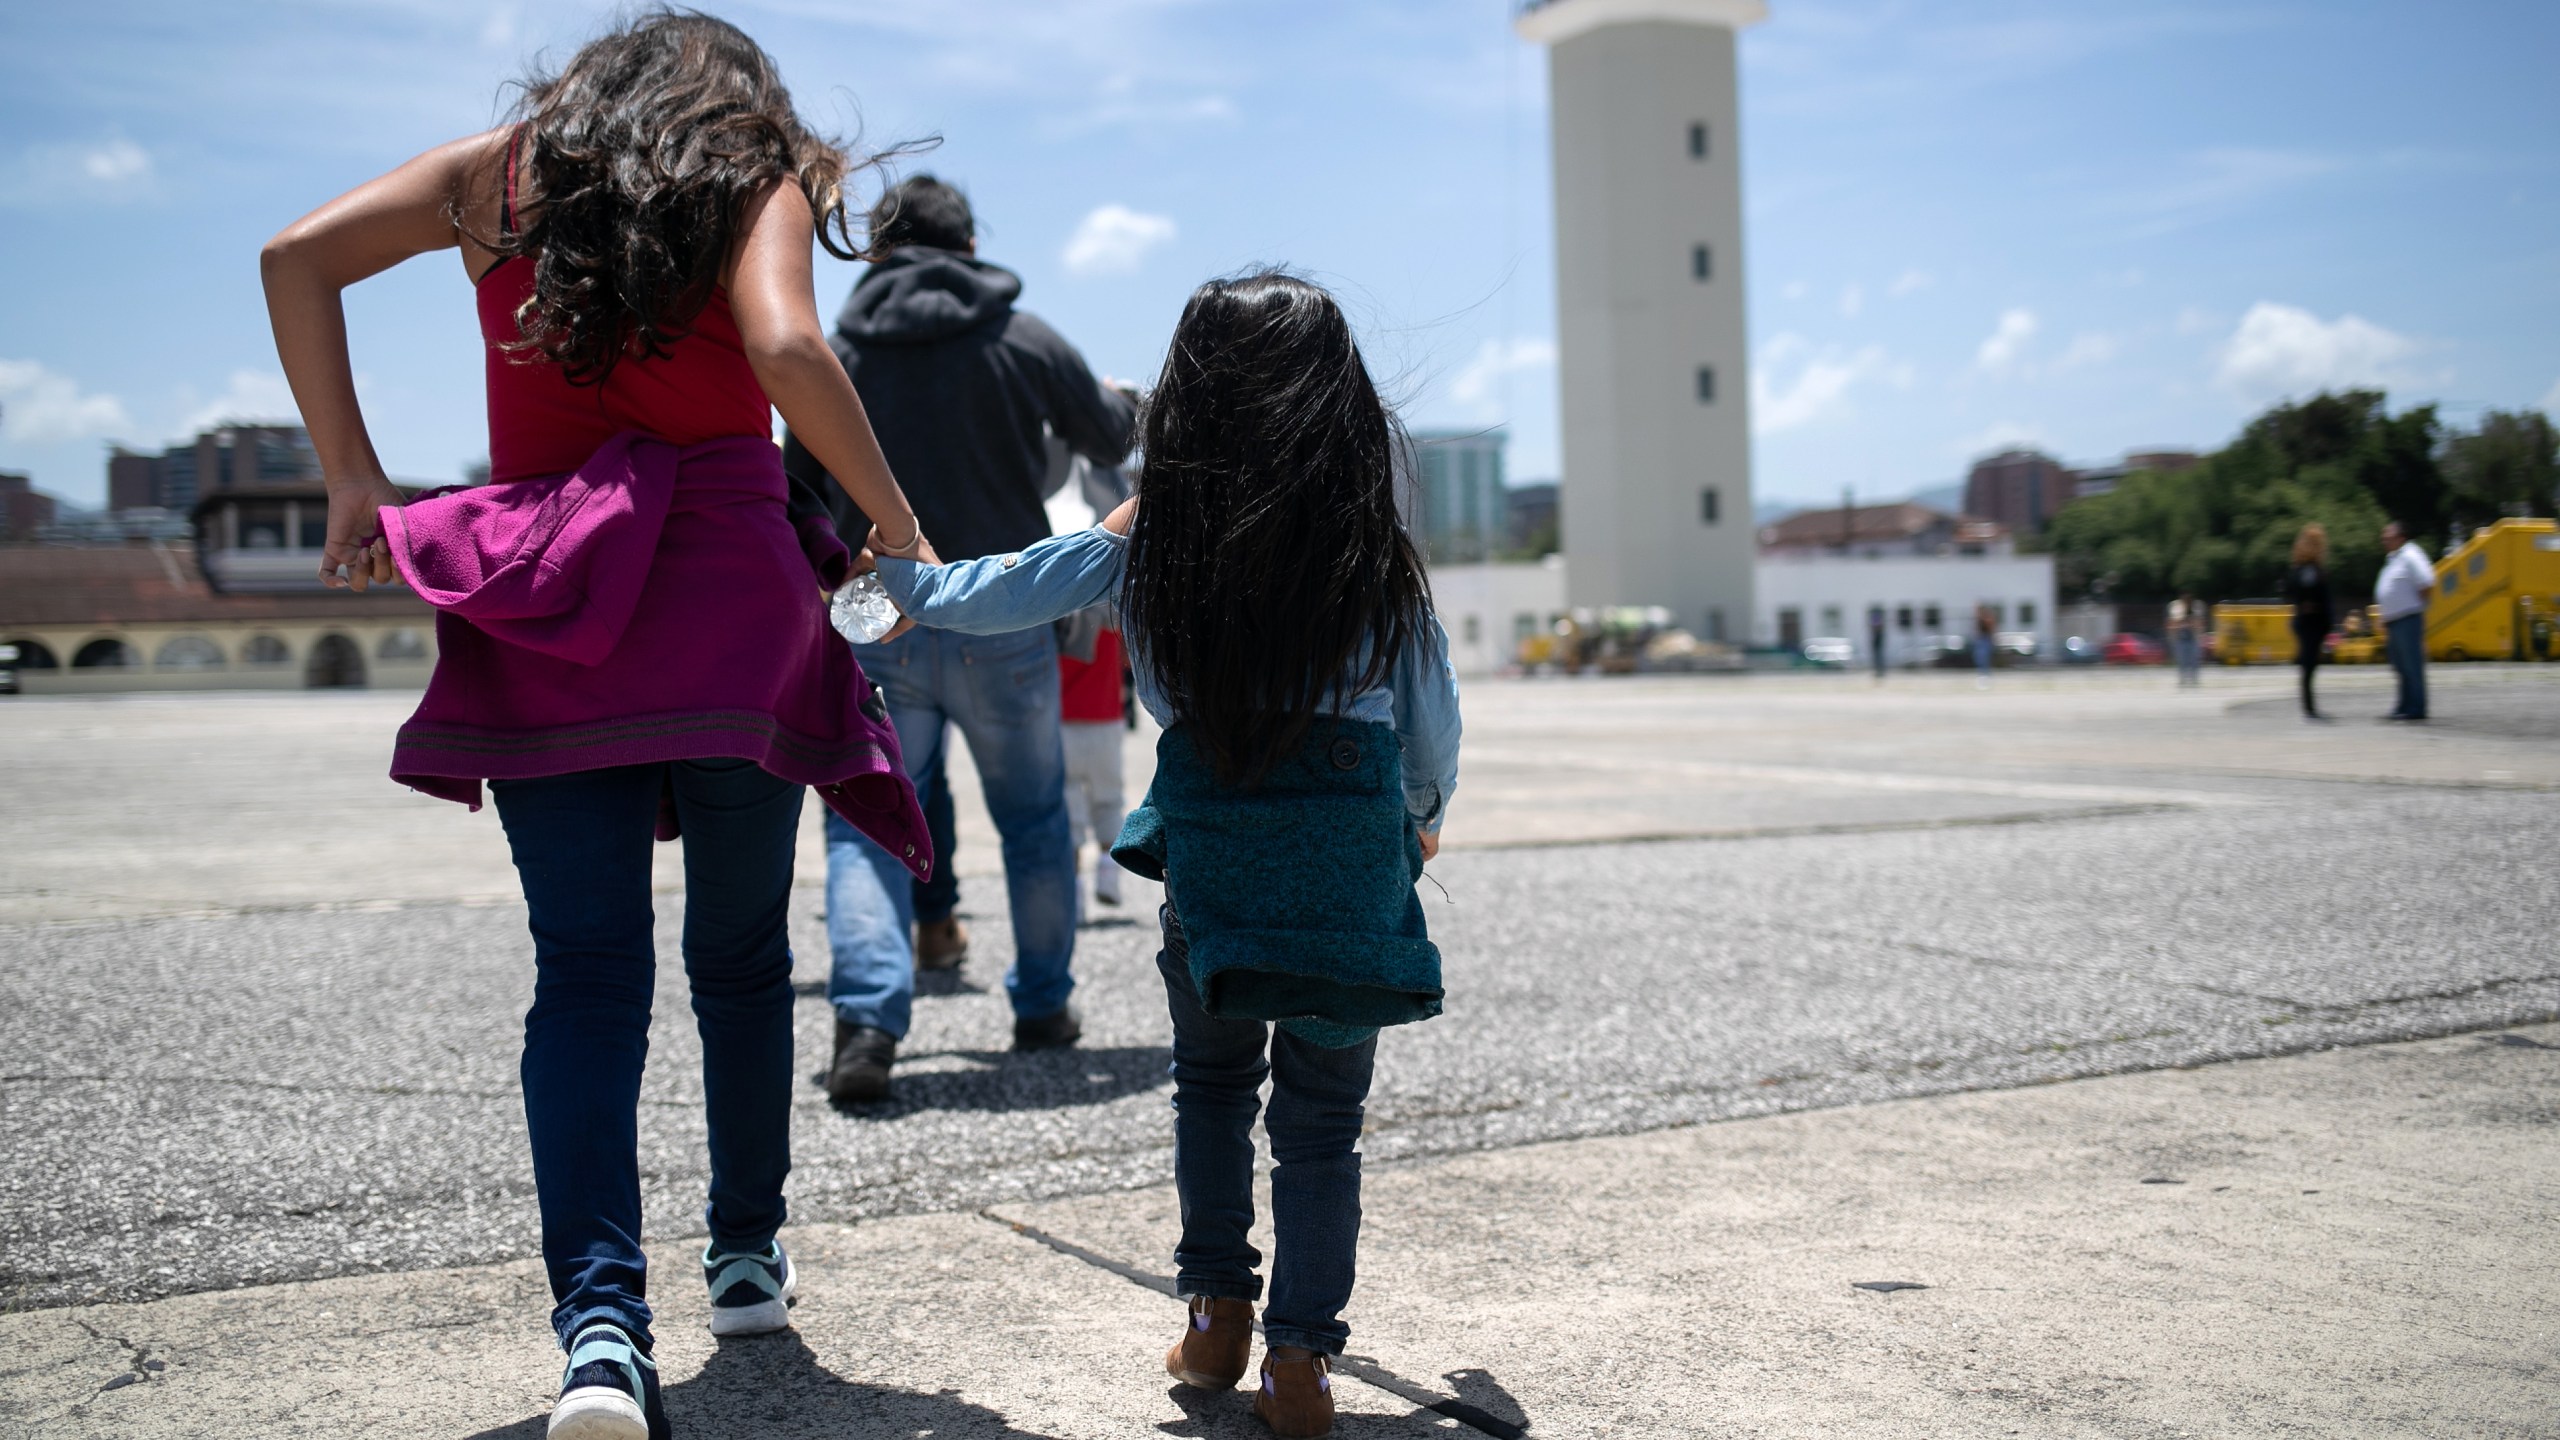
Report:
2214,603,2301,666
2423,517,2560,661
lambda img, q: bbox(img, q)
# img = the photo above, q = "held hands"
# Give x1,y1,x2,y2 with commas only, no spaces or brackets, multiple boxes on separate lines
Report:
1417,827,1440,863
848,524,939,644
319,475,406,590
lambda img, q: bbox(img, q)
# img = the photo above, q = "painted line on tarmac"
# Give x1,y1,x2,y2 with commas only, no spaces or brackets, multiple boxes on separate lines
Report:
981,1209,1528,1439
1446,801,2190,853
1457,747,2239,807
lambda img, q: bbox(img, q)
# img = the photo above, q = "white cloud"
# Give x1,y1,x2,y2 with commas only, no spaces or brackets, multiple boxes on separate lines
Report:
1060,204,1177,277
1447,337,1557,419
1780,280,1811,302
178,369,299,438
0,358,135,442
1838,283,1866,319
478,7,517,50
2542,377,2560,417
1975,308,2038,373
2215,302,2420,398
82,139,150,184
1887,268,1933,297
1753,333,1898,434
2175,305,2221,336
3,137,157,206
2052,332,2118,372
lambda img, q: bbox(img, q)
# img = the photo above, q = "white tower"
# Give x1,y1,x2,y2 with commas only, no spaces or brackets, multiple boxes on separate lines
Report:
1517,0,1761,641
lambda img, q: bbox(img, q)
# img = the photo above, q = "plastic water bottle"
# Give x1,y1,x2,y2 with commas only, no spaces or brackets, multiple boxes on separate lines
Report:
829,572,901,645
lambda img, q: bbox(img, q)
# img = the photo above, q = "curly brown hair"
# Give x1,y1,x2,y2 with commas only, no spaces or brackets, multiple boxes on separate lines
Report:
482,9,911,383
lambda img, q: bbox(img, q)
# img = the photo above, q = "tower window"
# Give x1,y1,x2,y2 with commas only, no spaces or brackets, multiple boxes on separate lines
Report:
1688,121,1709,159
1695,366,1716,403
1691,243,1711,281
1700,486,1720,525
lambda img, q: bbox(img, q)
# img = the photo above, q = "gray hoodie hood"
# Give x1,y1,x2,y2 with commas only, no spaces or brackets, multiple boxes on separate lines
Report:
836,247,1023,346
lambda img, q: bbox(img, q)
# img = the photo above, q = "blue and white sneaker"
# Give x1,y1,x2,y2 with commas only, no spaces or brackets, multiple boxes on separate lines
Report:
702,1238,796,1336
548,1323,669,1440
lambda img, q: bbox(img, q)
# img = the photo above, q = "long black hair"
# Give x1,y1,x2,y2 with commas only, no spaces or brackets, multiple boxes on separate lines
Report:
1121,271,1433,787
484,9,909,382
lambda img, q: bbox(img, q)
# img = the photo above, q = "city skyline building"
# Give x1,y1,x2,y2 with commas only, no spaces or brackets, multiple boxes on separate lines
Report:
1519,0,1762,642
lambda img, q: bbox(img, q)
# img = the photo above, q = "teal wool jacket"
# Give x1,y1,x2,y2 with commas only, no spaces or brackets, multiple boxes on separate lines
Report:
1113,717,1443,1049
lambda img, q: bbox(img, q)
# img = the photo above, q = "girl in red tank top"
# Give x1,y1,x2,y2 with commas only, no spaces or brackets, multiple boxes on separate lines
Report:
262,16,937,1436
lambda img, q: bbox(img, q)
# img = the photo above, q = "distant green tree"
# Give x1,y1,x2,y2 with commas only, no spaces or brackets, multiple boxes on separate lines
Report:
2441,408,2559,529
2048,391,2436,603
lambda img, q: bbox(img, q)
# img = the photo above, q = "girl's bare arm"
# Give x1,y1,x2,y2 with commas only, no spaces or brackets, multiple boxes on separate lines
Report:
261,130,504,589
727,184,926,557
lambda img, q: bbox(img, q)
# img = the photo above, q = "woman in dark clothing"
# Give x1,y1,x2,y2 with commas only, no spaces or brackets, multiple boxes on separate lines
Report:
2286,523,2333,721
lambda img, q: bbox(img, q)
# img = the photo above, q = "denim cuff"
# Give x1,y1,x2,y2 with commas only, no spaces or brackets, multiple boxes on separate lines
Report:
554,1303,655,1354
1259,1325,1343,1357
1175,1275,1263,1304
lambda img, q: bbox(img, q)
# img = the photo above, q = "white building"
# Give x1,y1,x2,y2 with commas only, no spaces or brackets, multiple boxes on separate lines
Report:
1519,0,1761,643
1755,551,2057,665
1432,556,1569,674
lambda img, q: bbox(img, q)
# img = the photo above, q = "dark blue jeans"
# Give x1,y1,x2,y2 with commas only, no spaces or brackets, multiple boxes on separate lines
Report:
1157,910,1377,1356
491,758,804,1350
2385,612,2428,718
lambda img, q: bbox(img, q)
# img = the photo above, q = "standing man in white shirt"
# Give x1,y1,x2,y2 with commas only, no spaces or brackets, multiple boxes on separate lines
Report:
2375,520,2435,721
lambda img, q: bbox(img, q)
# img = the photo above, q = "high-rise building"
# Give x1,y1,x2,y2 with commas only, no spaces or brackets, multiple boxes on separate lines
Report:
1412,429,1508,564
1519,0,1761,642
1964,448,2074,535
2,472,57,541
105,424,319,513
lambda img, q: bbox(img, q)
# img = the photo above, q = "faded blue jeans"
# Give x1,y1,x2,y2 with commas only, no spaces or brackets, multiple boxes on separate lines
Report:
490,758,802,1350
826,625,1076,1036
2385,612,2428,718
1157,909,1377,1356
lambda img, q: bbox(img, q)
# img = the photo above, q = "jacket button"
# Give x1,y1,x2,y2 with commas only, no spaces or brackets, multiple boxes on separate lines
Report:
1329,737,1361,771
904,844,915,857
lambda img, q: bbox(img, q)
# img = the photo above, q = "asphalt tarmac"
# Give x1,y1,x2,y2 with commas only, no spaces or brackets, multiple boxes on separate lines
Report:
4,666,2554,1315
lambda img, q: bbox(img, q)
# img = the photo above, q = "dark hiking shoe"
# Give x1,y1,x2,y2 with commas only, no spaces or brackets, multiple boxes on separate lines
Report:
825,1021,896,1104
1013,1005,1083,1052
914,916,969,971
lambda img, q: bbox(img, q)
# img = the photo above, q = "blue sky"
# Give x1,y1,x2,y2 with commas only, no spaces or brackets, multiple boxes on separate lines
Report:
3,0,2555,514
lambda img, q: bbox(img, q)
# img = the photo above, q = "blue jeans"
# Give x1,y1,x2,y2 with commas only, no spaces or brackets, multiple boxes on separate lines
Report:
2386,612,2428,718
826,626,1076,1035
490,758,803,1350
1157,910,1377,1356
911,754,959,924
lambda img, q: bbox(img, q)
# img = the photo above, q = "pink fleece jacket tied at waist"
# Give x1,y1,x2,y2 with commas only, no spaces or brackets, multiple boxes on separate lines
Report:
381,430,931,879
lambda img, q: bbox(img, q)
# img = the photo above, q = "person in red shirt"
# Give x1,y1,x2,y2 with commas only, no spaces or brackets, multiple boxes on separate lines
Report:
1058,615,1129,907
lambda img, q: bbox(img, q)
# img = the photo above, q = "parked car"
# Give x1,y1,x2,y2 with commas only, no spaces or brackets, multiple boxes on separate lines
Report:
2103,632,2166,665
1919,634,1974,669
1994,631,2039,664
1800,636,1854,668
2057,634,2103,665
0,643,17,696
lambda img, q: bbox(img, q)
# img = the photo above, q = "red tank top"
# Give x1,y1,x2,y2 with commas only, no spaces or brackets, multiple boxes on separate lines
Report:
477,133,771,484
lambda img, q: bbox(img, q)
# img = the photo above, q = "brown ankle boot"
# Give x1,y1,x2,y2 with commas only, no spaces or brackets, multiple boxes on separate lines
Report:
1253,1346,1335,1439
1163,1296,1253,1390
914,916,968,971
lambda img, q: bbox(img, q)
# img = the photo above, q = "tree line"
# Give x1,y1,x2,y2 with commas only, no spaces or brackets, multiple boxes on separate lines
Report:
2046,392,2557,603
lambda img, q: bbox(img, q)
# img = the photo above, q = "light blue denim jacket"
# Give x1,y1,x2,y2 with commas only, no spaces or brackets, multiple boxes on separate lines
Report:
875,525,1461,832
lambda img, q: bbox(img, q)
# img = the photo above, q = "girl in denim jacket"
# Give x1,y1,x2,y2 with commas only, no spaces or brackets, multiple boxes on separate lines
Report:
875,271,1459,1439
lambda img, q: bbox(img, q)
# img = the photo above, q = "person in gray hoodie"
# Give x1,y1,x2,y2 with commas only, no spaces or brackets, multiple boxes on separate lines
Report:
784,175,1137,1102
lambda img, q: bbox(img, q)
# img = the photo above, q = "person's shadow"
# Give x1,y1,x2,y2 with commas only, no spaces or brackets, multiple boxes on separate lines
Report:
464,1330,1068,1439
822,1043,1172,1117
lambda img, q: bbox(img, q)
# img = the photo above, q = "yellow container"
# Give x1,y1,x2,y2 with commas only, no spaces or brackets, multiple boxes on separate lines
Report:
2425,518,2560,661
2215,603,2302,665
